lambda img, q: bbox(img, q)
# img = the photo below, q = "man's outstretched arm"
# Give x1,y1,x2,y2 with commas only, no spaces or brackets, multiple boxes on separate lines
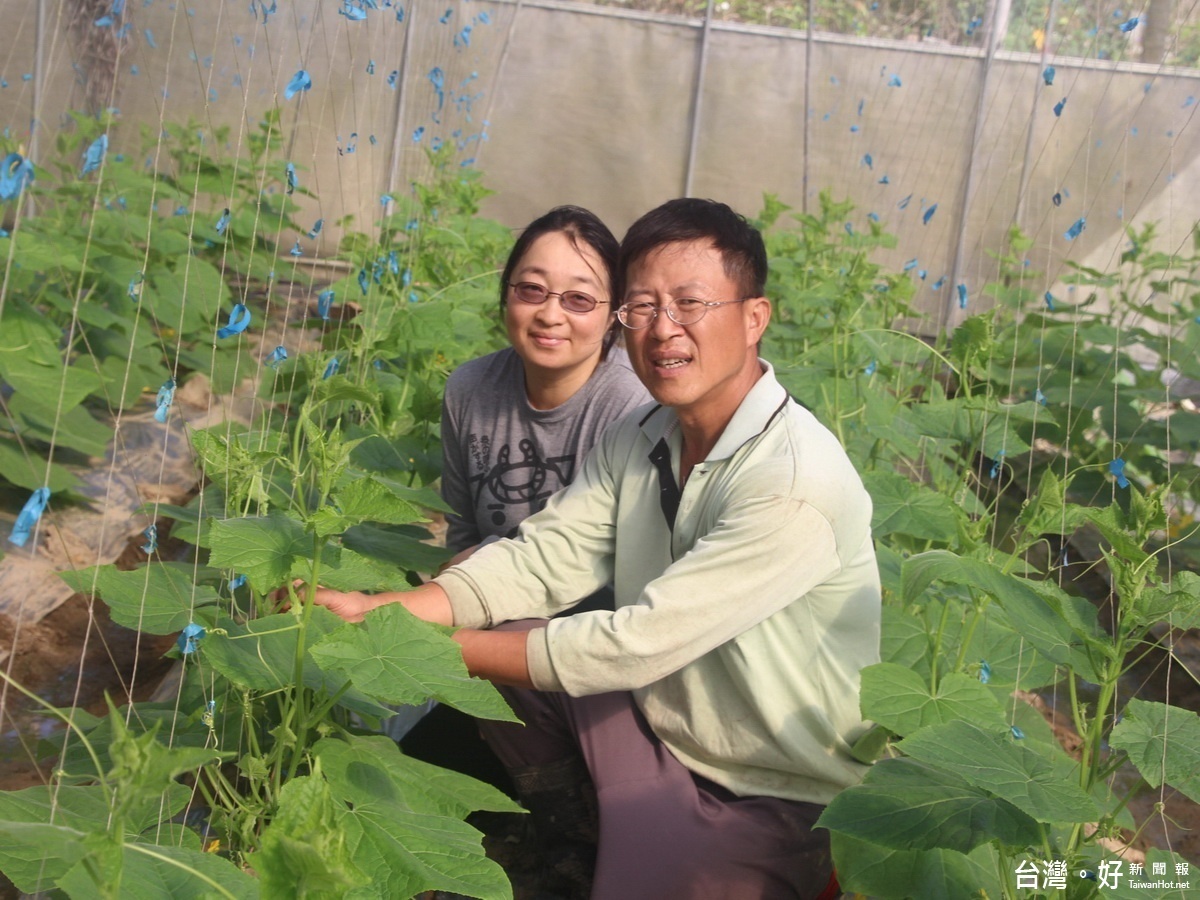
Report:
312,582,536,688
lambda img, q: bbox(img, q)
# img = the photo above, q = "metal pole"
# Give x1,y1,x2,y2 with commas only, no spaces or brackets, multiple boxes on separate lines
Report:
944,0,1012,332
1013,0,1058,228
474,0,526,170
28,0,47,219
683,0,715,198
802,0,814,215
385,0,420,200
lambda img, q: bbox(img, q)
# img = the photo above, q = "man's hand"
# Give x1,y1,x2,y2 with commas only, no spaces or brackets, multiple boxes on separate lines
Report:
306,581,455,626
309,586,383,623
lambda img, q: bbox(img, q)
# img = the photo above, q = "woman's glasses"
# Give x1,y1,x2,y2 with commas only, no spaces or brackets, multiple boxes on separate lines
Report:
507,281,607,314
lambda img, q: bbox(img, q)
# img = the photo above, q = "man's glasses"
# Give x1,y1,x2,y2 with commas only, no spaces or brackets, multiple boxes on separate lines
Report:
506,281,607,315
616,297,748,329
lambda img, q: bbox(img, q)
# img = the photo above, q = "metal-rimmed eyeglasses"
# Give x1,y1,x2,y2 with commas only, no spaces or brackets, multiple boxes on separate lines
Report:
506,281,608,315
616,297,749,329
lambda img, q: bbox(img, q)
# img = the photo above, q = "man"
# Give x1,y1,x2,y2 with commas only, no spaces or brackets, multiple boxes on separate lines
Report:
315,198,881,899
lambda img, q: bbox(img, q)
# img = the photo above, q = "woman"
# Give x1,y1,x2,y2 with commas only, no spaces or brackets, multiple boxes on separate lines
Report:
439,205,650,561
393,207,648,750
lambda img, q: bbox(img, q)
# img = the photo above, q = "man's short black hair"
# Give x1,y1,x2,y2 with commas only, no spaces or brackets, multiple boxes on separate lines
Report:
617,198,767,301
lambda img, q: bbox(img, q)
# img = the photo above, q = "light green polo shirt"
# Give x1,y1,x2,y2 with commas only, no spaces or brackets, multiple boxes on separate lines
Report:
436,362,881,804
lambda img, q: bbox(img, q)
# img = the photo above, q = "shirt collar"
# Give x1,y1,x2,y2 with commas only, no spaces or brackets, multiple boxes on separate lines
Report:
638,359,789,462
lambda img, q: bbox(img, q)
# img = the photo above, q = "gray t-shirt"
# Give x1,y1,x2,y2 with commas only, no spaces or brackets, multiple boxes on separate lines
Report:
441,345,650,553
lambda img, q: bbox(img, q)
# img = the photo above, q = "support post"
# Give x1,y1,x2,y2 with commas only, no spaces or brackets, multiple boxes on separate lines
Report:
683,0,715,198
802,0,814,215
1013,0,1058,229
944,0,1012,332
385,0,420,201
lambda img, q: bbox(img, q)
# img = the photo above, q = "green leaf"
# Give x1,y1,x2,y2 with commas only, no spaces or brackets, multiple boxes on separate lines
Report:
1,361,103,412
864,471,961,543
258,775,369,897
67,838,258,899
342,522,452,573
897,721,1098,823
315,735,521,819
1108,699,1200,804
317,736,515,900
829,832,1001,900
0,783,190,892
0,436,78,491
316,547,415,593
6,393,113,457
817,757,1040,853
0,299,63,368
964,608,1061,693
309,603,519,722
901,550,1105,681
1128,571,1200,632
861,664,1006,736
334,475,425,526
58,563,221,634
200,609,391,719
207,513,310,594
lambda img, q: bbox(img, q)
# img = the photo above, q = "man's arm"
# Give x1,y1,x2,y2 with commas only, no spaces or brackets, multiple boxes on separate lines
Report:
310,582,536,688
311,581,454,624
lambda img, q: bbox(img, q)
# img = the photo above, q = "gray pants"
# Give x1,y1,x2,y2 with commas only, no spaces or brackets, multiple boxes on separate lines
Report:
478,645,834,899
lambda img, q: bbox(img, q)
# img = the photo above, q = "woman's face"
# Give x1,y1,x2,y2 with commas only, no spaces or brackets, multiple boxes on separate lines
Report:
504,230,614,387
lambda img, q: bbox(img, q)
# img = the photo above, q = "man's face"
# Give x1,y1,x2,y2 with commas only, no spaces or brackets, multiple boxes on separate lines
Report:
623,240,769,427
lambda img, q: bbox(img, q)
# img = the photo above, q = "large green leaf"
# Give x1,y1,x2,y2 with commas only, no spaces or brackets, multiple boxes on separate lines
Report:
258,775,369,897
0,436,79,491
316,546,415,593
6,393,113,457
901,550,1106,682
897,721,1097,823
817,757,1040,853
309,603,519,722
0,299,63,368
1108,699,1200,804
335,476,426,526
317,737,514,900
60,836,258,899
315,735,521,819
0,361,102,413
0,783,193,893
207,513,310,594
58,563,221,634
342,522,452,574
200,609,391,719
1128,571,1200,633
864,471,961,543
861,664,1006,736
829,832,1001,900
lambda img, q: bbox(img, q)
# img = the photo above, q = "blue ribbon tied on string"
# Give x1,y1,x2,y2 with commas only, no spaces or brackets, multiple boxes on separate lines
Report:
1109,458,1130,489
265,346,288,368
81,134,108,175
323,357,340,380
284,70,312,100
9,487,50,547
177,622,206,655
0,152,35,200
317,290,335,320
154,378,175,422
217,304,252,338
142,524,158,554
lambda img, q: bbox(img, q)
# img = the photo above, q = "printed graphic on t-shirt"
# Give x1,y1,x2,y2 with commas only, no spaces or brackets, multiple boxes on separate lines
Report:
466,435,575,532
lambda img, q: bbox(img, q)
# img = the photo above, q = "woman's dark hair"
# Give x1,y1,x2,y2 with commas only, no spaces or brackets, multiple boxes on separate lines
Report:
500,205,622,358
617,198,767,302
